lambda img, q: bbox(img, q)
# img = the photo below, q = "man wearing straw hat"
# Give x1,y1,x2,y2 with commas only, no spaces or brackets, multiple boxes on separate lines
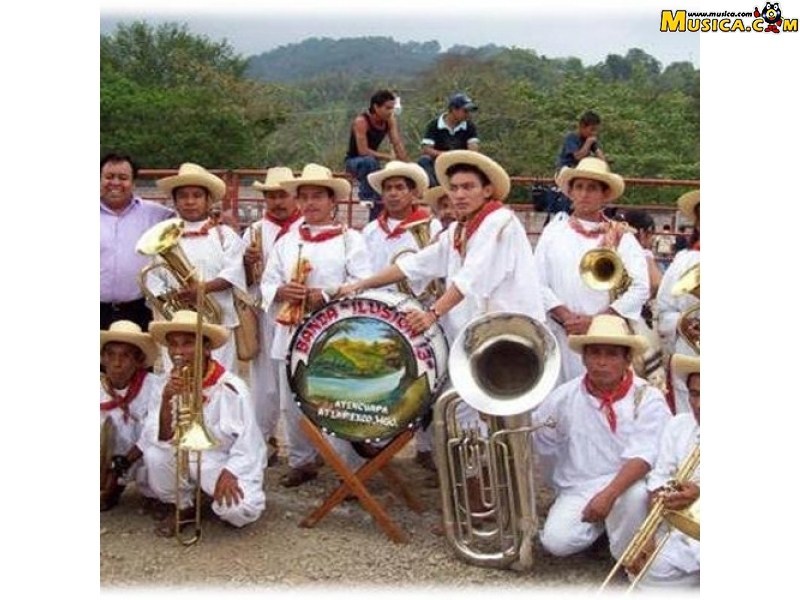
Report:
630,353,700,588
532,157,650,386
261,163,372,487
534,315,670,562
656,189,700,414
146,163,247,372
424,185,457,232
100,320,162,511
360,160,442,471
142,310,266,536
242,167,304,464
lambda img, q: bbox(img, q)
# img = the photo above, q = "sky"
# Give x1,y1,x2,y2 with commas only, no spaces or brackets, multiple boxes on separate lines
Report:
2,0,797,598
99,6,700,68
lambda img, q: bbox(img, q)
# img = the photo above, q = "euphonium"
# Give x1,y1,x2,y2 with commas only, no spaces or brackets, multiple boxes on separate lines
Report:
600,443,700,591
433,313,560,570
136,218,223,324
390,218,445,305
171,284,218,546
673,263,700,353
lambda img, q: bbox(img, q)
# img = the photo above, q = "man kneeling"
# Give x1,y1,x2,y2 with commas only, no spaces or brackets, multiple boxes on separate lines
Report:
534,315,671,560
142,310,267,536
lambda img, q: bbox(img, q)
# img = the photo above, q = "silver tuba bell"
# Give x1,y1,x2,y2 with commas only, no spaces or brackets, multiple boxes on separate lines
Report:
433,313,560,570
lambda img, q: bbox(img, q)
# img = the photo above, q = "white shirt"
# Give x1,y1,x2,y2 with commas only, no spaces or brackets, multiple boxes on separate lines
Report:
100,372,161,455
396,206,545,343
361,216,442,296
139,369,267,481
534,373,671,492
655,249,700,356
261,226,373,360
647,413,700,491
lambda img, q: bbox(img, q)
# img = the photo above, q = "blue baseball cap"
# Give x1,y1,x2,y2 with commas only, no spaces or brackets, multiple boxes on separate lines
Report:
448,93,478,111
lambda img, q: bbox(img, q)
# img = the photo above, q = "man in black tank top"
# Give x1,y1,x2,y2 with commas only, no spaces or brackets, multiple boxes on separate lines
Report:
345,89,408,221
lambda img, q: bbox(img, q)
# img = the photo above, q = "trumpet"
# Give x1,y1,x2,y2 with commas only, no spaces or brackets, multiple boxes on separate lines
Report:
390,217,445,305
136,219,223,324
276,243,312,326
600,443,700,591
244,222,264,286
170,283,218,546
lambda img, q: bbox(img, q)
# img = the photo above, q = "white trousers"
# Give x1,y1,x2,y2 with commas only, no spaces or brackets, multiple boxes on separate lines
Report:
143,443,265,528
247,331,282,440
637,531,700,589
540,480,649,560
278,365,365,471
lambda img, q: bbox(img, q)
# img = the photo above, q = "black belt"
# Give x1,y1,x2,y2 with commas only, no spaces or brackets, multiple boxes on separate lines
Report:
101,298,145,311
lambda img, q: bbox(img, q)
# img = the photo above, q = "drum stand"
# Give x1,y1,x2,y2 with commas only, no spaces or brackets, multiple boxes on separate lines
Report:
298,415,424,543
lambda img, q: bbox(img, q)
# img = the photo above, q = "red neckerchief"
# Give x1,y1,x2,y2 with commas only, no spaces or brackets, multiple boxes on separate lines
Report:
199,360,227,404
377,206,431,239
100,369,148,423
181,219,216,238
583,369,634,433
264,209,303,242
299,223,345,243
453,200,503,256
691,241,700,251
568,215,608,239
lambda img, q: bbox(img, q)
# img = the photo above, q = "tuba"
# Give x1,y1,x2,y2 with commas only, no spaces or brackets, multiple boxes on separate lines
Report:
600,443,700,591
672,263,700,354
433,313,560,570
136,219,223,324
390,217,445,305
170,285,218,546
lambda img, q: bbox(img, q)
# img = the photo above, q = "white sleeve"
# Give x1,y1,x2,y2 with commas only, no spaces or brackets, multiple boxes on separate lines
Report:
344,230,374,281
532,223,564,312
396,231,450,281
215,226,247,293
610,233,650,319
620,387,671,468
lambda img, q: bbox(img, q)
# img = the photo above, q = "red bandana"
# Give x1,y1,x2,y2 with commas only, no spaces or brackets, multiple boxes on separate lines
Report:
265,209,303,242
299,224,345,243
377,207,431,239
181,219,216,238
568,216,607,239
202,360,226,389
691,241,700,251
100,369,148,423
453,201,503,255
583,369,634,433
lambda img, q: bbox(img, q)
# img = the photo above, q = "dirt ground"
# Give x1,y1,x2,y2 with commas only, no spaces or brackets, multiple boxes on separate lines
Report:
100,438,620,594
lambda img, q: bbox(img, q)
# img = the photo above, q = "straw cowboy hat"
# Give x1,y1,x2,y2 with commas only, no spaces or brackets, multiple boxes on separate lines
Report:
422,185,448,206
101,321,159,368
557,157,625,202
367,161,430,196
280,163,351,202
434,150,511,202
148,310,229,350
157,163,226,203
672,353,700,379
677,190,700,223
568,314,649,356
252,166,296,192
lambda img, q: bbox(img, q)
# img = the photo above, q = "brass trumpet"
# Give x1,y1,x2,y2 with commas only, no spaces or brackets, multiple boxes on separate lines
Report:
244,222,264,286
433,313,560,570
600,443,700,591
136,219,223,324
171,284,218,546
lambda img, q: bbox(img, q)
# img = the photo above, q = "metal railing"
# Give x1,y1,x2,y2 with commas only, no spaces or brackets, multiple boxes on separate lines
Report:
135,168,699,245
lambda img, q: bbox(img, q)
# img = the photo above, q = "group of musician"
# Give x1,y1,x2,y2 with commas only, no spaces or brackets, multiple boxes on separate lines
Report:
100,149,700,588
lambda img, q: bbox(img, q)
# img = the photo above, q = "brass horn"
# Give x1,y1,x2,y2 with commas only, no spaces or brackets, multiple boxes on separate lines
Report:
433,313,560,570
136,219,223,324
579,248,631,302
673,263,700,354
600,443,700,591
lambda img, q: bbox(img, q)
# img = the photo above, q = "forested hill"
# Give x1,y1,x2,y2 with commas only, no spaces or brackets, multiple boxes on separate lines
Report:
244,37,505,82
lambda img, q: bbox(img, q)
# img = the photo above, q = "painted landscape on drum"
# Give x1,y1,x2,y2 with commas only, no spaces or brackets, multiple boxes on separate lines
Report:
292,317,432,441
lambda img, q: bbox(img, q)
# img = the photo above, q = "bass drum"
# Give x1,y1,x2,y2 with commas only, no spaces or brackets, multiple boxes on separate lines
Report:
287,290,448,443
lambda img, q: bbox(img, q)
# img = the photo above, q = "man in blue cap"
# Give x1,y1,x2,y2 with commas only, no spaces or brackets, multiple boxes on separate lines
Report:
417,92,480,186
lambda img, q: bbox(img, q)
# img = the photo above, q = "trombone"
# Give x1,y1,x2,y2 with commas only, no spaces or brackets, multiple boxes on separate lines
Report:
600,443,700,591
171,282,218,545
